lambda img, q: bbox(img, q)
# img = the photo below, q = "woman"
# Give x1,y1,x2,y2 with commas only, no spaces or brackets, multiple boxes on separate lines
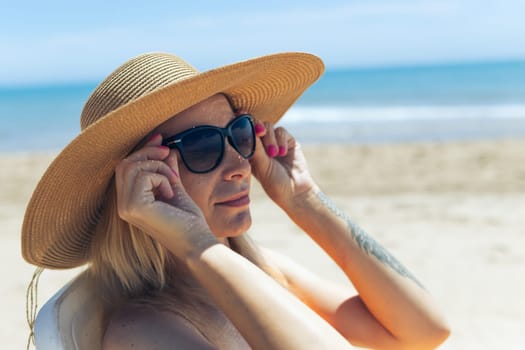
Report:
22,52,449,349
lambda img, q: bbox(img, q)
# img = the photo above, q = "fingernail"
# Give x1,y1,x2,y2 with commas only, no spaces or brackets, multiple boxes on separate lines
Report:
148,133,161,142
172,169,179,178
267,145,278,157
255,123,266,134
278,146,287,156
158,145,169,151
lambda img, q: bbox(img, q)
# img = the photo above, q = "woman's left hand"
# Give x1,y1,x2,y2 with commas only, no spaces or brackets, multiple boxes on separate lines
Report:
249,118,318,209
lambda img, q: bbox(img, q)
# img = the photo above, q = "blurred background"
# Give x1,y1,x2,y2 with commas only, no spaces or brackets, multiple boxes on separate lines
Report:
1,0,525,150
1,1,525,349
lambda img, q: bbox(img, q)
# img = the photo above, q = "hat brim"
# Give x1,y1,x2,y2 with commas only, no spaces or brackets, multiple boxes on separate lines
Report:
22,52,324,268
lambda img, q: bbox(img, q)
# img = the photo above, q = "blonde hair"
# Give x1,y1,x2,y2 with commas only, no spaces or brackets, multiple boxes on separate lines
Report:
88,178,286,344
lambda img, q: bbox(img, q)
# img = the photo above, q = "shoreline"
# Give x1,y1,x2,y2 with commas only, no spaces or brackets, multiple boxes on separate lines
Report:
2,137,524,195
4,114,525,152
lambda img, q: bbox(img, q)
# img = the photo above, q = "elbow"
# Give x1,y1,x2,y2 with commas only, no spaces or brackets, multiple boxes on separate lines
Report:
404,323,451,350
426,315,451,349
432,324,451,348
424,325,451,349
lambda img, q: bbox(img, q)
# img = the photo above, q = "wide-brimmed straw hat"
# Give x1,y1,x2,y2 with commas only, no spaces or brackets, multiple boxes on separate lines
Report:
21,52,324,269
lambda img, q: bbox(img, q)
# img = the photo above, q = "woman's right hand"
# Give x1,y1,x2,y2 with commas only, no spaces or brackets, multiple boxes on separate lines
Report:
114,133,218,261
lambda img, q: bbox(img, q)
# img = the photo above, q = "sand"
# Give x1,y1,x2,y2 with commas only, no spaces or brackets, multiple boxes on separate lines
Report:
2,139,524,349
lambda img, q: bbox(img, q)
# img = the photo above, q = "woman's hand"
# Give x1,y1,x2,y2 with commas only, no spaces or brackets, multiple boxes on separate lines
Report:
249,118,318,209
114,134,218,261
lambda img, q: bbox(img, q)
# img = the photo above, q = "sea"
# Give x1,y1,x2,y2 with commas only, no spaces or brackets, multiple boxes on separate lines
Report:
1,60,525,152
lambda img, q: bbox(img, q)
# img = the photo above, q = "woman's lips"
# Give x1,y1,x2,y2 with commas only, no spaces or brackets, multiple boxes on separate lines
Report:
216,194,250,207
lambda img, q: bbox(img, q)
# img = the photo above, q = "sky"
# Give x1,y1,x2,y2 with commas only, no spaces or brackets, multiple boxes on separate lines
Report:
1,0,525,86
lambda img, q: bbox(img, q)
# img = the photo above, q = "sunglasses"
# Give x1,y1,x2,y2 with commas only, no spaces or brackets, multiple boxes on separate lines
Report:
162,114,256,173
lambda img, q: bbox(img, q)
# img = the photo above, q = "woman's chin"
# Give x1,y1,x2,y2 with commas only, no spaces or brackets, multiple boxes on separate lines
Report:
210,210,252,239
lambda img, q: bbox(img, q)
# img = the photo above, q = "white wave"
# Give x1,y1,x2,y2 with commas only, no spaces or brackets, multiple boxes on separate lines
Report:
282,104,525,123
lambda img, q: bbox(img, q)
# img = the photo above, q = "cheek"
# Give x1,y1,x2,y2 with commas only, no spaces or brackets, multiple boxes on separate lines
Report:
180,173,215,214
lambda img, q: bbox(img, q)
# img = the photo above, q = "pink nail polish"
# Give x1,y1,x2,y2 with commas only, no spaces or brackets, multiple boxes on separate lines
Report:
267,145,278,157
148,133,160,142
254,124,265,134
158,145,169,151
172,169,179,178
278,146,286,156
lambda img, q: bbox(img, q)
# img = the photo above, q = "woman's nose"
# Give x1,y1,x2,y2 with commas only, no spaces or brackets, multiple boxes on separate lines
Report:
221,141,251,180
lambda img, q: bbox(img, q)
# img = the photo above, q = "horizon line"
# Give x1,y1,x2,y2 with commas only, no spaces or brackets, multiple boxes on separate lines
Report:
1,56,524,89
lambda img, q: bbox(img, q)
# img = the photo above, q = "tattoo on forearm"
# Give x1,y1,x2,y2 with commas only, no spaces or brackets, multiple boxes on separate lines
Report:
316,191,424,289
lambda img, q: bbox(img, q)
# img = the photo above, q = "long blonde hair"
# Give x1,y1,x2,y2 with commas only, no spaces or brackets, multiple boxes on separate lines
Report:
88,178,286,343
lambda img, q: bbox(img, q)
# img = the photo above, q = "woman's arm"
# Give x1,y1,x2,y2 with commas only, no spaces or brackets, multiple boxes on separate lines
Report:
114,135,355,350
276,189,450,349
186,241,355,350
250,123,450,349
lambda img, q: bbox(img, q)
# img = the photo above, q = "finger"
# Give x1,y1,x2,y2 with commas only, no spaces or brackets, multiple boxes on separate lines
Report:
249,134,271,178
144,133,163,147
254,121,266,137
260,122,278,158
251,117,267,138
118,172,174,222
134,172,174,201
115,159,176,212
126,144,170,163
128,159,178,185
157,152,194,206
234,109,249,116
274,127,290,157
248,121,275,176
163,146,181,178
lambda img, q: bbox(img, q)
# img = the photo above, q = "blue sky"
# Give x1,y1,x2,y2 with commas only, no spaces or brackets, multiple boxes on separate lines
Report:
1,0,524,85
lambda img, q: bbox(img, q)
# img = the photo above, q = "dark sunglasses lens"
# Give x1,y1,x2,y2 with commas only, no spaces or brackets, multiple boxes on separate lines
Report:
231,117,255,157
180,129,223,172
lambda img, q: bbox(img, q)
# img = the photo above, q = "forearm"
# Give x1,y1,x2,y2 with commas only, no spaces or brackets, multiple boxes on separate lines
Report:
186,243,354,350
283,188,449,345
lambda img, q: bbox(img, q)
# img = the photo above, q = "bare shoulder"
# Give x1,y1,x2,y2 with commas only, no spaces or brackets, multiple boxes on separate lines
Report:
102,304,215,350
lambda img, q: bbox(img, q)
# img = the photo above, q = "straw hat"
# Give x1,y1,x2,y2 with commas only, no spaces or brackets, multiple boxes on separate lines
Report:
21,52,324,269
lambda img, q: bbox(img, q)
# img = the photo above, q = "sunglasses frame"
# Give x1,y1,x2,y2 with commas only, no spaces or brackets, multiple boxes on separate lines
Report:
162,114,256,174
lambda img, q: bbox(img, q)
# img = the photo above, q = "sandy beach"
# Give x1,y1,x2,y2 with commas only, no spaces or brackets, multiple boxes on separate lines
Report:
2,139,525,349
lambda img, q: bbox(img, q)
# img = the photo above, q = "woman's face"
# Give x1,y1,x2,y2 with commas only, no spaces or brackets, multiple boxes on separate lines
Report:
151,94,252,239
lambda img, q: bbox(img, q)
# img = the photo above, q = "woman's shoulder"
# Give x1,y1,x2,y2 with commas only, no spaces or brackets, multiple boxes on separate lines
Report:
102,303,215,350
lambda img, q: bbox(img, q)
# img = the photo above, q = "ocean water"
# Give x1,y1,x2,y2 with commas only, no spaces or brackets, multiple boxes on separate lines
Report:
1,60,525,152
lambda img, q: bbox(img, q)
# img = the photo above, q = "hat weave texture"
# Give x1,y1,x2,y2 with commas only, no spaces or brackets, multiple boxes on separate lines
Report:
21,52,324,269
